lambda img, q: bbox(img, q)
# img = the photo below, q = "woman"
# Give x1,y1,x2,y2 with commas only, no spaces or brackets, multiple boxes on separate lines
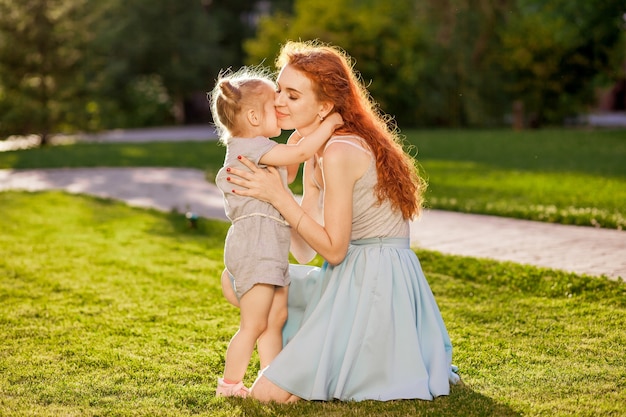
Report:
226,40,459,403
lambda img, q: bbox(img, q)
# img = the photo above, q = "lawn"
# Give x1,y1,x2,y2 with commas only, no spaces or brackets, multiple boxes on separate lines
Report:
1,191,624,416
1,127,625,415
407,129,626,229
1,128,624,229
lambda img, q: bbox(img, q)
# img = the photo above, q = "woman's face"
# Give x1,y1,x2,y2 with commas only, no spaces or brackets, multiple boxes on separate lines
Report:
275,64,326,136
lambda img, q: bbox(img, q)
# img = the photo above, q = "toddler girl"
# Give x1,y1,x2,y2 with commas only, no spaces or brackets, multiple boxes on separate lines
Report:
209,67,342,397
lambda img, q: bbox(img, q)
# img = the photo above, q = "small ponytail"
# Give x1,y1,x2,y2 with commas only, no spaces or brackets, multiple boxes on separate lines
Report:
208,67,275,143
218,79,242,102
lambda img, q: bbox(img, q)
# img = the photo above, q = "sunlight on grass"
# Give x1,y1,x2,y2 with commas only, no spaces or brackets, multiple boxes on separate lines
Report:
420,159,625,229
1,191,624,416
1,128,624,229
119,146,150,158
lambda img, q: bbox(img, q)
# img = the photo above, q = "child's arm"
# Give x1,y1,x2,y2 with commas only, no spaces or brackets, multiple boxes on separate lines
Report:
259,112,343,167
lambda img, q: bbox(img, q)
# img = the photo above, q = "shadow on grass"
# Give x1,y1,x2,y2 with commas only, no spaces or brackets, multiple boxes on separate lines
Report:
160,210,229,244
214,384,521,417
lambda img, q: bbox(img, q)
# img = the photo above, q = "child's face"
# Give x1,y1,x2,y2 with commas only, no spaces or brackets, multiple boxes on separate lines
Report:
259,86,281,138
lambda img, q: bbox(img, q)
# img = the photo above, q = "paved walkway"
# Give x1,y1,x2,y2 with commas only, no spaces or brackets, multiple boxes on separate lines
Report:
0,125,216,151
2,166,625,281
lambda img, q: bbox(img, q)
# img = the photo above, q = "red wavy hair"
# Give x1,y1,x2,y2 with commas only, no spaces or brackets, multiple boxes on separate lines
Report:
276,40,426,219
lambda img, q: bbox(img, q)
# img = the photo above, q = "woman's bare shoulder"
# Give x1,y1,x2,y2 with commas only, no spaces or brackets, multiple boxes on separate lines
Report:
324,135,370,153
322,135,371,178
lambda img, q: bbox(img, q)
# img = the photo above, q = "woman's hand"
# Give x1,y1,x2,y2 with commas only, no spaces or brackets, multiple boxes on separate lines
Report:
226,155,288,204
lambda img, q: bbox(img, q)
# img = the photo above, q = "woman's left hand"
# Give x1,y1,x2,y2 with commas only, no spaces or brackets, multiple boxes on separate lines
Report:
226,155,288,204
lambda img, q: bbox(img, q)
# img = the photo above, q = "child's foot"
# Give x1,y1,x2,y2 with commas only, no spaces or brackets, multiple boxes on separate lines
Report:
216,378,249,398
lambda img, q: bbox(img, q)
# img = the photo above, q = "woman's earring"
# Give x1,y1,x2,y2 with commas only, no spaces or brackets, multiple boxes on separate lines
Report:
318,114,325,121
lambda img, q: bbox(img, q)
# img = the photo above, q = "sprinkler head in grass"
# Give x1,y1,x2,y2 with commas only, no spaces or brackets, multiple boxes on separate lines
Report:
185,211,199,229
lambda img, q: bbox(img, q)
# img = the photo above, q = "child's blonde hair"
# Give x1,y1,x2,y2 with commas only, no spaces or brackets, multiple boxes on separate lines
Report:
209,67,275,143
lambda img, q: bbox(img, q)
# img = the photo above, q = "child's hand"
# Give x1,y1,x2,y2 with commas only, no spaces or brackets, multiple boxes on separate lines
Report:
324,112,344,131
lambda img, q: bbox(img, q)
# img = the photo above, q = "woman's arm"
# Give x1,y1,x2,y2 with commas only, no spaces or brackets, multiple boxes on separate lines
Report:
301,144,356,265
258,113,342,167
288,158,322,263
228,141,369,265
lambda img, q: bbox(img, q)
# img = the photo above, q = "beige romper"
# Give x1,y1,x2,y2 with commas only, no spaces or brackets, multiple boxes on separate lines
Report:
215,136,291,299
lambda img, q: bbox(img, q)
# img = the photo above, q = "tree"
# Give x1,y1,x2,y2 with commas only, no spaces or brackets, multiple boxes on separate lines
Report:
0,0,96,144
245,0,432,126
497,0,626,126
91,0,221,126
245,0,626,128
96,0,290,126
0,0,298,137
245,0,513,127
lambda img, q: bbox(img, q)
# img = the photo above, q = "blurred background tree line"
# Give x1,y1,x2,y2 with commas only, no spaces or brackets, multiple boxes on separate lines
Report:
0,0,624,144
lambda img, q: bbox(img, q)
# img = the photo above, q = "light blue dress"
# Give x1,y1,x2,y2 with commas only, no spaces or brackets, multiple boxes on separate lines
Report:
262,137,459,401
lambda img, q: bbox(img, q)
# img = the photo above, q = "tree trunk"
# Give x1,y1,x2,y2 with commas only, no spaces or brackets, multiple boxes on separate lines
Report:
512,100,524,131
39,132,49,147
172,96,185,125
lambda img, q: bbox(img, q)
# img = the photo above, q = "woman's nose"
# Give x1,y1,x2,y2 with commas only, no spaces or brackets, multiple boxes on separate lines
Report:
274,91,284,105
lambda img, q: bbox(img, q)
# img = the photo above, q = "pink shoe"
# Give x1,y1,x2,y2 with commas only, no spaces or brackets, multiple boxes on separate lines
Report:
216,378,249,398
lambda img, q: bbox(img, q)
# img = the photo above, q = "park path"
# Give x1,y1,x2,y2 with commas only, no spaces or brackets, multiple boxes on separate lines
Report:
1,126,625,281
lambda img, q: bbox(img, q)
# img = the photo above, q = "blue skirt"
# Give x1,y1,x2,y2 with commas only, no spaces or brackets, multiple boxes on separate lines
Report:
263,238,459,401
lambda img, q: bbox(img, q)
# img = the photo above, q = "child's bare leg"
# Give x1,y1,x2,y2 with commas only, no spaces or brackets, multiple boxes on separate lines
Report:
257,285,288,369
222,284,274,383
221,269,240,307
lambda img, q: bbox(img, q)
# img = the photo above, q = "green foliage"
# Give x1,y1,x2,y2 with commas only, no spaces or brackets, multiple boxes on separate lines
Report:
1,0,624,134
0,0,284,135
410,0,514,127
87,0,296,128
1,191,624,416
0,0,98,140
245,0,516,126
245,0,435,126
246,0,626,127
498,0,626,125
91,0,220,126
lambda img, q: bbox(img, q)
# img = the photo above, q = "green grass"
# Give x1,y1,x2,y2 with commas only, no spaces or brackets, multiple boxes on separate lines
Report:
407,129,626,229
0,141,228,183
1,191,625,416
0,128,624,229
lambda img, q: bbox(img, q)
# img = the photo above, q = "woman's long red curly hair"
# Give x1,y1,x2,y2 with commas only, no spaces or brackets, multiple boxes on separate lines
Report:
276,40,426,219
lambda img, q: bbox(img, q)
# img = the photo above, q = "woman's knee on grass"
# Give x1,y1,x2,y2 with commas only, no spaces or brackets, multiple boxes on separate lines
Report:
250,375,298,403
